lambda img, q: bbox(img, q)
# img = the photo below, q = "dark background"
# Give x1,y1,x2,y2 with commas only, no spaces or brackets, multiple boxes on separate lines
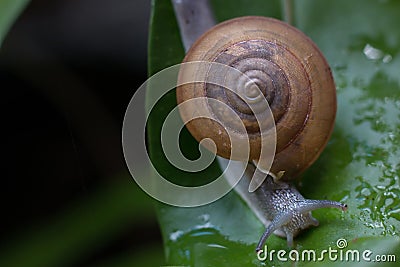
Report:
0,0,163,266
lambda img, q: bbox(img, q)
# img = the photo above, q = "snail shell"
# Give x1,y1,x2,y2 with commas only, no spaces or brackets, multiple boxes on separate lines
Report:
176,16,336,179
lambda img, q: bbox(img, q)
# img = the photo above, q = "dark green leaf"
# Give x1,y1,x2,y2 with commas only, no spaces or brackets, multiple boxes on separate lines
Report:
148,0,400,266
0,0,29,47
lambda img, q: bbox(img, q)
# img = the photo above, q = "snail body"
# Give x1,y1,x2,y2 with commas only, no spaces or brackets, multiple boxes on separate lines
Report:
254,176,346,249
176,16,347,250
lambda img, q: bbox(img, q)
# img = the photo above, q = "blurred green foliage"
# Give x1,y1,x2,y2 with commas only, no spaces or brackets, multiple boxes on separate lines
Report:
0,1,164,267
0,174,164,267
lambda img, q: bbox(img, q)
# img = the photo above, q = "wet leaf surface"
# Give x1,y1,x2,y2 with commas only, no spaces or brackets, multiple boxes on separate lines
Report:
148,0,400,266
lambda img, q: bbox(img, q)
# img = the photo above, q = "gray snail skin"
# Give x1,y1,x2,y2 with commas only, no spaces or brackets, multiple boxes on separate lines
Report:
251,172,347,251
176,16,347,250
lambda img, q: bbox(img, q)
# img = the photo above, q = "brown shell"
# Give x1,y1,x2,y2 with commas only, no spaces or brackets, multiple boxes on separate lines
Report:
176,16,336,179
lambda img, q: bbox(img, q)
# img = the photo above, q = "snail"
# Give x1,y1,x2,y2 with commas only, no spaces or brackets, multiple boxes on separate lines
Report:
175,16,347,251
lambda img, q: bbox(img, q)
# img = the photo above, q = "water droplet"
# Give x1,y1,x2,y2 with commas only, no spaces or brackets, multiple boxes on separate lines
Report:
385,198,394,206
355,175,400,236
363,44,384,60
362,43,393,63
382,54,393,63
361,188,371,196
199,213,210,222
207,243,228,249
170,230,185,241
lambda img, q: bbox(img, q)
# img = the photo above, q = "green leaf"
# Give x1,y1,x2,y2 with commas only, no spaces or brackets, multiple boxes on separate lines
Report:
147,0,400,266
0,0,29,47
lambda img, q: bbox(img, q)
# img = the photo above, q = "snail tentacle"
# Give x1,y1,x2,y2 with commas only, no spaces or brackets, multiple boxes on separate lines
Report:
256,212,293,252
295,199,348,213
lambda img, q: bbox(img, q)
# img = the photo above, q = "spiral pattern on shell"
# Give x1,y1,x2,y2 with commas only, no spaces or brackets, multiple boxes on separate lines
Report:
176,16,336,179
